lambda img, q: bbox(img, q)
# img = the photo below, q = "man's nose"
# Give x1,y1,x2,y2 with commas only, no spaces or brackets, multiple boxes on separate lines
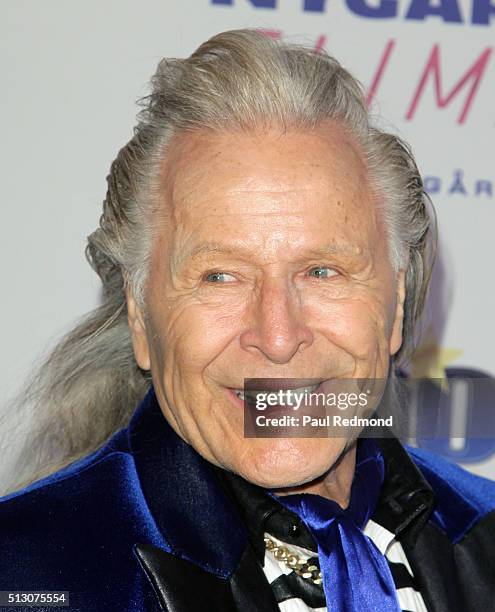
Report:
239,278,314,364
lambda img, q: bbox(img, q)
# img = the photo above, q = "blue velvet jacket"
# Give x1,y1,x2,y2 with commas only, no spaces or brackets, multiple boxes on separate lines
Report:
1,385,495,612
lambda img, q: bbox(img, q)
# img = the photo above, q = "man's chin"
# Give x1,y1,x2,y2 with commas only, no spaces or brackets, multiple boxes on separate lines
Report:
239,470,320,491
231,438,347,491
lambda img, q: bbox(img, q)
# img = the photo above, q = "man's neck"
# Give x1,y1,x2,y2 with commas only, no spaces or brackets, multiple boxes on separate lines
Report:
270,440,357,509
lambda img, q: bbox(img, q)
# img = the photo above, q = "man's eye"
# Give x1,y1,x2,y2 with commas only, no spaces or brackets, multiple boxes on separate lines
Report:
308,266,338,279
204,272,236,283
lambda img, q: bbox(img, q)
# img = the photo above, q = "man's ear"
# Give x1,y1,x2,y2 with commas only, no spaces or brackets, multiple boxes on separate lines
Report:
125,283,151,371
389,267,407,356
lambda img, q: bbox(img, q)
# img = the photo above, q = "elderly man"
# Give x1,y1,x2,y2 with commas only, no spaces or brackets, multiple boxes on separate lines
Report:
0,29,494,612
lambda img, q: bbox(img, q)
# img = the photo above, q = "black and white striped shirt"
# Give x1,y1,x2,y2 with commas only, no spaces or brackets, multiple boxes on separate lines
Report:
262,519,427,611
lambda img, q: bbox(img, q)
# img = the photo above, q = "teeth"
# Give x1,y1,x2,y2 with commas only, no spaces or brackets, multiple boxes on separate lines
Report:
234,384,320,404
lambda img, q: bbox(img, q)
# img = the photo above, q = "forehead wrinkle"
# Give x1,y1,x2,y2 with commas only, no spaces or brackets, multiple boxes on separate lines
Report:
171,183,370,220
168,143,369,203
174,163,367,199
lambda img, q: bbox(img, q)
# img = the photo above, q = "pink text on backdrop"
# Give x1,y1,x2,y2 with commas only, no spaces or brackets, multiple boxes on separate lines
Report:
263,31,492,125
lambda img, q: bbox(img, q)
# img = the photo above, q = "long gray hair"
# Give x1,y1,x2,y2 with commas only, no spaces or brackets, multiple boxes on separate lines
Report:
0,29,436,495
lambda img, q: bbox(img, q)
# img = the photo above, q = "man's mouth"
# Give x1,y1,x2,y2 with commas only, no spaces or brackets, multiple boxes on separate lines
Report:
227,380,328,409
233,384,320,402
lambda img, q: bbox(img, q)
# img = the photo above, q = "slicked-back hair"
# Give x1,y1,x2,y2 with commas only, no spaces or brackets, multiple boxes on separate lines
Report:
0,29,436,495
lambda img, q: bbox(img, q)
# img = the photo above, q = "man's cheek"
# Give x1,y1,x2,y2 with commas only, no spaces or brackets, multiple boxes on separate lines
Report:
165,306,240,367
358,319,392,363
326,305,376,348
332,305,390,360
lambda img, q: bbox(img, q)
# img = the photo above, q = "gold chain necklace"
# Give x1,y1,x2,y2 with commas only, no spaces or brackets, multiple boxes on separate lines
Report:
264,535,323,585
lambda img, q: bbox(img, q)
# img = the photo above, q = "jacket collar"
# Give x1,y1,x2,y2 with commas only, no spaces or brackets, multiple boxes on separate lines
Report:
127,385,435,576
373,435,436,546
127,385,248,579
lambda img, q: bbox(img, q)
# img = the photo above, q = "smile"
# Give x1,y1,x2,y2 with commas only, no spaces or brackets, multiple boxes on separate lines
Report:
227,380,330,411
233,384,320,402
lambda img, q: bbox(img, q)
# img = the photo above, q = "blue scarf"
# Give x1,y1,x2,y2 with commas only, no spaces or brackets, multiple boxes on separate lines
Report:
272,438,402,611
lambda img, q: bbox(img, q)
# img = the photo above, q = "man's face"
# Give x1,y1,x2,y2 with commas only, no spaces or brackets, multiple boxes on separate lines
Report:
127,121,406,488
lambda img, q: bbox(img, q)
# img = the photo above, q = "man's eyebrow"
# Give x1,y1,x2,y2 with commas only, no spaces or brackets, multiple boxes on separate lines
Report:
174,241,364,268
173,242,244,269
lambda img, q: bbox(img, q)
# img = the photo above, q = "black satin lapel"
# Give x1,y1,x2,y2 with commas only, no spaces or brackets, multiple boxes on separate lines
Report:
229,545,281,612
134,542,280,612
454,510,495,611
401,522,467,612
269,572,326,608
134,543,236,612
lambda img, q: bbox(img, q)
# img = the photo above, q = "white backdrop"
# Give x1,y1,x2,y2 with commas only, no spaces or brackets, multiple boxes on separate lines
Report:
2,1,494,475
